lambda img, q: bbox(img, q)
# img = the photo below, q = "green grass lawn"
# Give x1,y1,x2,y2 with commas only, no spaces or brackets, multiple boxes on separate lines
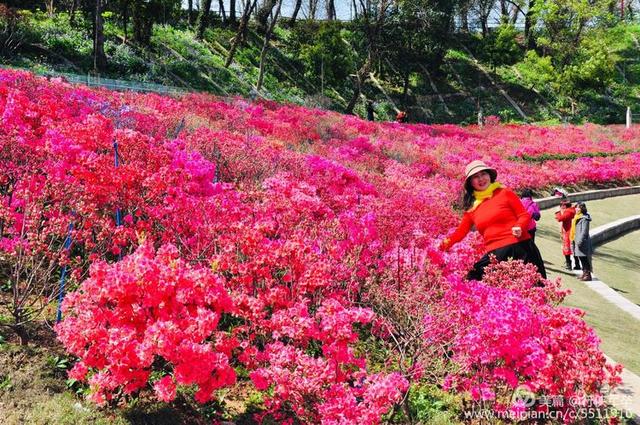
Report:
536,194,640,374
594,231,640,306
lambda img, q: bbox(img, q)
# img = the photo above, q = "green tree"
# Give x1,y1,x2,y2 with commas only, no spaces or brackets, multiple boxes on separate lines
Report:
482,23,522,68
127,0,180,45
532,0,614,65
295,22,357,91
345,0,394,114
556,31,618,94
384,0,458,106
196,0,213,39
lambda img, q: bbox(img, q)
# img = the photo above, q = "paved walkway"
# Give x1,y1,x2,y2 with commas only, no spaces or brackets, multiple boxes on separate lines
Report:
575,275,640,321
606,355,640,423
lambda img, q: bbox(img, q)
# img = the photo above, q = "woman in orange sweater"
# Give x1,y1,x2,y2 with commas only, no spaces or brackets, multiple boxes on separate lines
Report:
440,160,547,281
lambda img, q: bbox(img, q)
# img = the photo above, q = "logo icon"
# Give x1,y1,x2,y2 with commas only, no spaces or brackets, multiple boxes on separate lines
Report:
511,385,537,408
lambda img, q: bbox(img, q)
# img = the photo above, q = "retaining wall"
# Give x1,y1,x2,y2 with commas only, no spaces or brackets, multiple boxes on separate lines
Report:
537,186,640,210
591,215,640,247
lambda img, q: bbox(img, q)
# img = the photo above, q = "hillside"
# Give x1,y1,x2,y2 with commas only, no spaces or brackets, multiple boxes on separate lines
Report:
2,8,640,125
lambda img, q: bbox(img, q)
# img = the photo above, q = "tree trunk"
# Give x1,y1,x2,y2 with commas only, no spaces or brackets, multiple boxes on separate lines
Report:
326,0,336,20
240,2,254,43
256,0,277,33
218,0,227,23
196,0,213,39
500,0,509,22
481,13,489,37
132,1,152,45
289,0,302,25
229,0,237,24
346,0,390,114
366,99,374,120
460,4,469,32
13,323,29,346
256,0,282,91
309,0,317,19
402,70,410,106
188,0,193,25
346,57,372,114
69,0,78,25
524,0,536,49
45,0,55,16
225,0,258,67
94,0,107,73
510,9,518,24
122,0,129,43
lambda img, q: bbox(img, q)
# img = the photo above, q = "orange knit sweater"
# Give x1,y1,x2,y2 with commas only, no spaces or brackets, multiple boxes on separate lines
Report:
447,188,532,252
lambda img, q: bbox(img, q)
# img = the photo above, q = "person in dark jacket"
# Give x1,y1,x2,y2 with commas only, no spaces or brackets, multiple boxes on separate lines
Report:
571,202,593,281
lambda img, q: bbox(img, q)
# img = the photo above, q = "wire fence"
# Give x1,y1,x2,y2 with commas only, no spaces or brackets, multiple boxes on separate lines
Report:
52,71,188,95
0,63,188,95
65,73,187,94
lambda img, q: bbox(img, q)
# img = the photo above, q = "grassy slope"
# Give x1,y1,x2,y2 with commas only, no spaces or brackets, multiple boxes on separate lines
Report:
0,328,123,425
536,194,640,374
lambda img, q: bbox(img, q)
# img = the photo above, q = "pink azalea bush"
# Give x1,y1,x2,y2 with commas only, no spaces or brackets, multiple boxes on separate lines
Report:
428,261,621,417
0,69,632,422
56,243,237,405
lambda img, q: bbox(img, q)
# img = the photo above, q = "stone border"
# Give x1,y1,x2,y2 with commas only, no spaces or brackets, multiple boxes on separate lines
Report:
591,215,640,246
578,215,640,321
573,271,640,321
536,186,640,210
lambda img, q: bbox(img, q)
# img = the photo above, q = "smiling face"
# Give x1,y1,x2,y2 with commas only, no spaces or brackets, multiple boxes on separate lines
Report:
469,170,491,191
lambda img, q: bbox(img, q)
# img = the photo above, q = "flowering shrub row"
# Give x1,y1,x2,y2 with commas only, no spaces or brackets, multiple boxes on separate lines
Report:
510,148,640,163
0,69,631,423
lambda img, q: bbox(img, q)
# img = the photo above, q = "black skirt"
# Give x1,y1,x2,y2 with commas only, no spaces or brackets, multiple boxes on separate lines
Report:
467,239,547,281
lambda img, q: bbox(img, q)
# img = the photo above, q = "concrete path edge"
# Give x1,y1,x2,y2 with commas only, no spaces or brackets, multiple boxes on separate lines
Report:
536,186,640,210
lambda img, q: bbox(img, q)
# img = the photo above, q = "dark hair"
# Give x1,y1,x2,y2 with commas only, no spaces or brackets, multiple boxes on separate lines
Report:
462,172,496,210
521,188,533,198
559,199,572,207
578,202,587,214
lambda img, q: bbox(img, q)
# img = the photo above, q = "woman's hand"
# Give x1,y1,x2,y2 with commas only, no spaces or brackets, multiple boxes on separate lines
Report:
511,226,522,238
439,238,451,251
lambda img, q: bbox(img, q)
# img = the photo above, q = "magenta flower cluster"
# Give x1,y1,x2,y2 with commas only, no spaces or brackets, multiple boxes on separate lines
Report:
0,69,630,423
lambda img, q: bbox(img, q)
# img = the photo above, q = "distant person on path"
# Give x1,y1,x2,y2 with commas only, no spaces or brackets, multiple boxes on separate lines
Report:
571,202,593,281
520,188,541,241
439,160,547,281
366,100,375,121
555,199,579,270
552,187,569,198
